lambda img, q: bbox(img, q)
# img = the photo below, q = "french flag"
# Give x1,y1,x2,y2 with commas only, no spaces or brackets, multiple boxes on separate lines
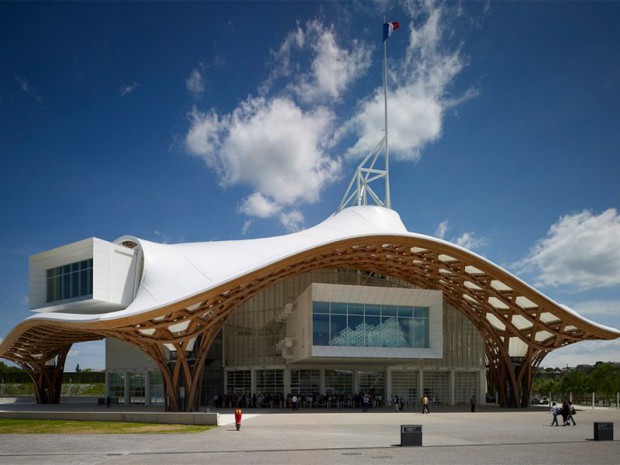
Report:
383,21,400,41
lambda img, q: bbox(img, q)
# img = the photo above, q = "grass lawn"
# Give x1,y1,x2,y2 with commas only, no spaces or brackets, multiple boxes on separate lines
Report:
0,418,215,434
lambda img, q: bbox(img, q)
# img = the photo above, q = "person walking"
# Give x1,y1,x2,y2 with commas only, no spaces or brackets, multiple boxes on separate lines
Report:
470,395,476,413
566,401,577,426
550,402,559,426
362,393,370,412
422,394,429,414
561,401,570,426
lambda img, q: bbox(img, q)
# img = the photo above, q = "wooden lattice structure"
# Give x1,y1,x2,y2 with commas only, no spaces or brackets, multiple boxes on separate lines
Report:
1,231,618,410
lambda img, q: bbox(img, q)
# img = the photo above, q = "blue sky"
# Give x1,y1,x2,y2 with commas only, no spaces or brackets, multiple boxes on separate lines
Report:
1,1,619,370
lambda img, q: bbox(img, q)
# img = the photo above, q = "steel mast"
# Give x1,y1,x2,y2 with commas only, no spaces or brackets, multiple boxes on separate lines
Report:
338,20,397,212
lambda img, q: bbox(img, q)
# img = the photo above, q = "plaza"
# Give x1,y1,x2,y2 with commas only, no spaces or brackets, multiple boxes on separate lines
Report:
0,402,618,464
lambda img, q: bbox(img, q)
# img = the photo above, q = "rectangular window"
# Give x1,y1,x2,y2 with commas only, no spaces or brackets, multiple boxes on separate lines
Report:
149,371,164,405
312,301,430,349
313,314,330,346
226,370,251,394
46,259,93,303
108,372,125,405
255,369,284,395
290,369,320,395
324,369,353,395
128,371,145,404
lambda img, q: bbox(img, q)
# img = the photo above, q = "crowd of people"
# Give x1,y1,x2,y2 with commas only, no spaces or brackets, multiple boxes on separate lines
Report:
212,392,439,412
213,392,399,410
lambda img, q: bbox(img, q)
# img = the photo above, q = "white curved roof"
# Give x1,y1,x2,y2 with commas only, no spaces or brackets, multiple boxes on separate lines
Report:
2,205,618,367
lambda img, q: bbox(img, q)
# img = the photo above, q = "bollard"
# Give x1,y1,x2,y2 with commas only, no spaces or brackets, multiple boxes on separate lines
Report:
235,408,243,431
401,424,422,446
593,422,613,441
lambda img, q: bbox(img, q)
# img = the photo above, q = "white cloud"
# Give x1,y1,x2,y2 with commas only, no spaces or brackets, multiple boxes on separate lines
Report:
153,230,172,244
345,2,473,161
454,232,485,250
238,192,281,218
434,220,485,250
186,96,341,219
241,219,253,236
120,81,140,96
15,76,42,102
263,20,371,103
569,299,620,318
541,339,620,368
185,107,223,165
517,209,620,291
289,21,372,103
186,68,204,97
279,210,305,232
185,6,473,230
435,220,449,239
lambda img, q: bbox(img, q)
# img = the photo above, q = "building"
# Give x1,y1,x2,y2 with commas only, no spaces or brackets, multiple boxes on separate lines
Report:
1,205,619,410
4,22,617,412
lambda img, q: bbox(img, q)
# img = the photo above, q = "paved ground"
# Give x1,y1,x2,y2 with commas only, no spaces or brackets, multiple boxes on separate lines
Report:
0,403,618,464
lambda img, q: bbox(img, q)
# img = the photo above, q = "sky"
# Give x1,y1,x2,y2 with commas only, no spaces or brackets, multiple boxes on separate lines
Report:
1,1,619,371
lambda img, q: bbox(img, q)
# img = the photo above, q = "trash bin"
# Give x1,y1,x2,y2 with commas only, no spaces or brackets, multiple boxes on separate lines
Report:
594,422,614,441
401,424,422,446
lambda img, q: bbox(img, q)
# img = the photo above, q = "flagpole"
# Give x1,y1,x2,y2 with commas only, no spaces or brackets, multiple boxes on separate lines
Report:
383,22,391,209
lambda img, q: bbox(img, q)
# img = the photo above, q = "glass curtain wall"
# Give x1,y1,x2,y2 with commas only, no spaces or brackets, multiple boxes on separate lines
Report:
46,259,93,303
313,302,429,348
149,370,164,405
255,369,284,395
454,371,478,404
227,370,251,394
391,370,419,404
324,369,353,395
108,372,125,404
423,371,449,405
128,372,145,404
290,369,320,395
358,371,385,399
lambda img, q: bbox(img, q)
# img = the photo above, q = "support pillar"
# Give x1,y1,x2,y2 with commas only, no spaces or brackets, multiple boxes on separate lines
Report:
21,345,71,405
124,370,130,405
449,369,455,406
144,370,151,406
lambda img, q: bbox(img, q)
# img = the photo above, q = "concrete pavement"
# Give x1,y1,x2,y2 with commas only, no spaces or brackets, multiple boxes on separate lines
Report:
0,403,618,464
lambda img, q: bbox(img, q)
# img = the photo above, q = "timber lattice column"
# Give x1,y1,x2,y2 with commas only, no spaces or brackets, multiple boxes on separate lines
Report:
485,344,535,408
137,324,222,412
19,344,71,404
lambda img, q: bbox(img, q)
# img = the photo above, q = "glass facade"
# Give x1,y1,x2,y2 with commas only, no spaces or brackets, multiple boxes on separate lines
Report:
324,369,353,395
391,370,418,403
255,369,284,395
128,371,145,404
423,371,450,405
358,370,385,398
313,301,429,348
454,371,478,404
290,369,320,395
149,371,164,405
227,370,251,394
46,259,93,303
108,372,125,404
